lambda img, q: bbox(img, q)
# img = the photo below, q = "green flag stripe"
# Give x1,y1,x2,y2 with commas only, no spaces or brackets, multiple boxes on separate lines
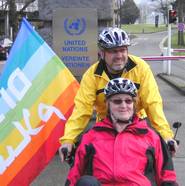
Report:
0,56,65,141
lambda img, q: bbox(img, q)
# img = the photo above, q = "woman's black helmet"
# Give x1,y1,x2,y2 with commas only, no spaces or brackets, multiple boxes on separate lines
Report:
104,78,137,98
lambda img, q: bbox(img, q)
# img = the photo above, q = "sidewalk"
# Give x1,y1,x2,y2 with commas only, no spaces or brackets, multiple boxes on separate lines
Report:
147,57,185,185
158,73,185,95
157,60,185,95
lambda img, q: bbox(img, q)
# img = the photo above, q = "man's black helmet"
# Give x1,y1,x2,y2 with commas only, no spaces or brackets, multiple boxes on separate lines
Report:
98,27,130,49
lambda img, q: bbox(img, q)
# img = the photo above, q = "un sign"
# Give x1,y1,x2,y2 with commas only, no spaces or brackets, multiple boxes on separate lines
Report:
64,18,86,36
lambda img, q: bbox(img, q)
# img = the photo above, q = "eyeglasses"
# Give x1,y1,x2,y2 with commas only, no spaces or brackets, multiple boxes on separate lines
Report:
110,98,133,105
106,48,127,54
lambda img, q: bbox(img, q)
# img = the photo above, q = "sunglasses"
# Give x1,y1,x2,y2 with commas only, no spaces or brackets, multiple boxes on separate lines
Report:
110,98,133,105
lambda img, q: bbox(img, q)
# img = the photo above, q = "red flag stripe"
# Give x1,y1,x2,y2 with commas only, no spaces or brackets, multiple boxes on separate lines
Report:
8,107,73,186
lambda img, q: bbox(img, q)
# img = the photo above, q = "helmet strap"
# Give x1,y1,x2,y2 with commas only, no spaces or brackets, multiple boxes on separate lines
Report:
99,50,105,60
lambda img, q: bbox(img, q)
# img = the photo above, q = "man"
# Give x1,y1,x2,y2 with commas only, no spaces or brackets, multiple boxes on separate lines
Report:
59,27,176,160
64,78,178,186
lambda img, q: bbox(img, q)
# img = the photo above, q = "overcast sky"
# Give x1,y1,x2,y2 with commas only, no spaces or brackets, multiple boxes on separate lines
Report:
134,0,141,4
134,0,147,5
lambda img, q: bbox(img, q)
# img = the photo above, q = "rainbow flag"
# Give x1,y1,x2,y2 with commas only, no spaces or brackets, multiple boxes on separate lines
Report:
0,18,79,185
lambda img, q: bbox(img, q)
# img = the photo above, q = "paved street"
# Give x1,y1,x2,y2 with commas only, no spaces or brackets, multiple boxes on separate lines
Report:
0,60,5,75
130,32,185,186
31,31,185,186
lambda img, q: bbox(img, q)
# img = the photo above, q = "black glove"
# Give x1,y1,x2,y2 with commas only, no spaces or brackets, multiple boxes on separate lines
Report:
61,147,75,167
167,139,179,156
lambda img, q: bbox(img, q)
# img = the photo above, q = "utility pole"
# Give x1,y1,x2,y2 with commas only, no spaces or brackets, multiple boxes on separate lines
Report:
9,0,18,40
167,4,172,75
5,11,9,37
119,0,121,28
177,0,184,46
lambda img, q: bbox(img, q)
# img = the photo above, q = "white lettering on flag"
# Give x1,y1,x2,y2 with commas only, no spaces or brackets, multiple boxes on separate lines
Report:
8,68,32,101
38,103,66,122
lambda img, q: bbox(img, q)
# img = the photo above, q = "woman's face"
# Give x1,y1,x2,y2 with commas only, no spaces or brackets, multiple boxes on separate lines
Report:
108,94,134,122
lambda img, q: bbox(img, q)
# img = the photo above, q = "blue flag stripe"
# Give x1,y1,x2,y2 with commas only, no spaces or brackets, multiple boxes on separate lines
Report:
0,43,55,115
23,42,55,81
0,18,44,88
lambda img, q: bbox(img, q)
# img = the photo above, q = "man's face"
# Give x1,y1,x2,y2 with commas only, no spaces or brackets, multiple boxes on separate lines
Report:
103,46,128,73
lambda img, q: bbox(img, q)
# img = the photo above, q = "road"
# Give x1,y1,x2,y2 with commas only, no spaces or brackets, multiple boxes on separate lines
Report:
32,31,185,186
130,31,185,185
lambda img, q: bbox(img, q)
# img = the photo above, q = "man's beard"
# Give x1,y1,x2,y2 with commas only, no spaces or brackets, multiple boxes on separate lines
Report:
106,63,124,74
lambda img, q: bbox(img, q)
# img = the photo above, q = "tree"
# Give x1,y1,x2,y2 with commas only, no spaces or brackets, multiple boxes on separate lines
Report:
147,0,168,25
151,0,185,45
120,0,140,24
9,0,18,39
0,0,37,40
176,0,184,46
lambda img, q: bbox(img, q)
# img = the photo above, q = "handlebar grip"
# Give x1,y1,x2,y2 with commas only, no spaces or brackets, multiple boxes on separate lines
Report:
61,147,75,167
176,139,180,145
61,147,69,160
167,140,175,152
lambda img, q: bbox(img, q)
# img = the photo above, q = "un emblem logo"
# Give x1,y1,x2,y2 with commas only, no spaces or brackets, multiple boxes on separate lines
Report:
64,18,86,36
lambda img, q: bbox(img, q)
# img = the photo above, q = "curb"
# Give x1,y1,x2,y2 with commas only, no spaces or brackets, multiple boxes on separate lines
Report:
157,73,185,95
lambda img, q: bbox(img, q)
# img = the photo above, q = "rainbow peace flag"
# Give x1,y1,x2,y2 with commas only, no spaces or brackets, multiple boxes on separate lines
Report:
0,18,79,185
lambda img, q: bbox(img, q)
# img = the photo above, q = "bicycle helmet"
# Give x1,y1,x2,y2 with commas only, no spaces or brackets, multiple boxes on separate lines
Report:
104,78,137,98
98,27,130,49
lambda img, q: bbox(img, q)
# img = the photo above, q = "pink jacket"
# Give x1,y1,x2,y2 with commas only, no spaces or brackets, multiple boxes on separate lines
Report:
65,116,177,186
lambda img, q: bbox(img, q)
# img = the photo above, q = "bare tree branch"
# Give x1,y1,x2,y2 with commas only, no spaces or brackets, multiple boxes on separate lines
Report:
0,0,9,10
19,0,36,13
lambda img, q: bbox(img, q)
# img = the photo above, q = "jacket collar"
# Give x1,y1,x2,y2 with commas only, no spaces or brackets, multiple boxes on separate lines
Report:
93,116,148,135
94,56,137,76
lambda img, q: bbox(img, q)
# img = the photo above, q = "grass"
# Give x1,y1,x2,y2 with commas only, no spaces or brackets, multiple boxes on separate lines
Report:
121,24,185,55
164,31,185,55
121,24,168,34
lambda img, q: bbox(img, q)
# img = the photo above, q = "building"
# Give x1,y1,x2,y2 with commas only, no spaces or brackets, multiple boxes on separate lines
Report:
38,0,120,46
0,0,38,38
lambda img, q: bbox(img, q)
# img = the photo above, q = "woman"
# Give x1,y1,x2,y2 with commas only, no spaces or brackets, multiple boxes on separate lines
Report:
65,78,178,186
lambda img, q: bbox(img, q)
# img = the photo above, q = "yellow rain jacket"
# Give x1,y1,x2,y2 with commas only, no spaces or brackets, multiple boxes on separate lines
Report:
60,55,174,144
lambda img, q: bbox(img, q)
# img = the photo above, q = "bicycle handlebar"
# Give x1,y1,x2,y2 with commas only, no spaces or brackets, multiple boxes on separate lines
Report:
61,147,75,167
